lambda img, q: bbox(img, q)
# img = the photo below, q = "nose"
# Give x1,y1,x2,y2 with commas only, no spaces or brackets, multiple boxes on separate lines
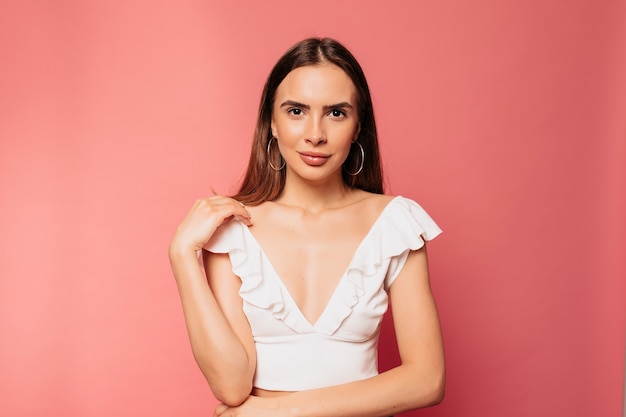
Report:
305,118,326,145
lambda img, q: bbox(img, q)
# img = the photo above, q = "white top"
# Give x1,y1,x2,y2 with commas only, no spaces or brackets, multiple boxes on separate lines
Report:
204,196,442,391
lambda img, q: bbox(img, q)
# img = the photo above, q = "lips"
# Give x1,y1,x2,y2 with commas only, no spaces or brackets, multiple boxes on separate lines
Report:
298,151,331,166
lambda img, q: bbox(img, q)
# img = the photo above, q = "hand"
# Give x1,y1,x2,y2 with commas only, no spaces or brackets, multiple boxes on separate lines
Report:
213,396,290,417
169,195,252,255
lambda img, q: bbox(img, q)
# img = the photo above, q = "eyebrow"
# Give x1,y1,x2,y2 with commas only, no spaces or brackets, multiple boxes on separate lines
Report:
279,100,354,111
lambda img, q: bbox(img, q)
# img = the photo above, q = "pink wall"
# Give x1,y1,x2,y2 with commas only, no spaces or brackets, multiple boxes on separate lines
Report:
1,1,624,416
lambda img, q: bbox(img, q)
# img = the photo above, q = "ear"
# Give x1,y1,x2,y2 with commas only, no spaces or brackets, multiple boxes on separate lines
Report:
353,122,361,142
271,119,277,138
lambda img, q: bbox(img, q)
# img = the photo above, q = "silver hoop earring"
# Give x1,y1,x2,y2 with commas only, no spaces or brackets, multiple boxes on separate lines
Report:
344,141,364,176
267,136,285,171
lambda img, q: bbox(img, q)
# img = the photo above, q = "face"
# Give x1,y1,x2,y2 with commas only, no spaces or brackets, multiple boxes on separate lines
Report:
271,64,360,184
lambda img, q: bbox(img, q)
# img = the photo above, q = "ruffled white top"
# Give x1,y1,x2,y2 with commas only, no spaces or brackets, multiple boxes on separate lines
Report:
204,196,442,391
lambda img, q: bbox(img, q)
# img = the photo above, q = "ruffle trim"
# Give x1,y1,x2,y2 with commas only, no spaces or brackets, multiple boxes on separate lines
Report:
205,220,307,333
203,196,442,336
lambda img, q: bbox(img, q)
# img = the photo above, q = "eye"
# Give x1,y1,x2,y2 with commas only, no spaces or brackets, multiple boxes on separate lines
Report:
330,109,346,118
288,108,303,116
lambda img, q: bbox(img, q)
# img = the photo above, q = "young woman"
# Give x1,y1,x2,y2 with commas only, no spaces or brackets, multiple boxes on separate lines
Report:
169,38,445,417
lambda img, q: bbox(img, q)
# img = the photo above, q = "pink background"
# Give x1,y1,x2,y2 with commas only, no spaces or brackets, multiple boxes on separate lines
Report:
1,1,625,416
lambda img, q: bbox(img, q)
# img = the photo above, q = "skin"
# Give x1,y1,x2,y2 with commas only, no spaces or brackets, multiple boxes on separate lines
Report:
169,63,445,417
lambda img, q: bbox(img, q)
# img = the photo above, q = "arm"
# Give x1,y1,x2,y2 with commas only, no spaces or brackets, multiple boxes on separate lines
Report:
169,196,256,406
216,246,445,417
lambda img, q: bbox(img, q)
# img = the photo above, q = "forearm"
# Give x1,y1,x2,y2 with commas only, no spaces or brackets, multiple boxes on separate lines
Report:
278,363,445,417
169,247,253,405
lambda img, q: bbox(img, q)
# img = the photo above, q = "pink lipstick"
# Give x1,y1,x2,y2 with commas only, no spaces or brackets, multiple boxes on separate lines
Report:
298,151,330,166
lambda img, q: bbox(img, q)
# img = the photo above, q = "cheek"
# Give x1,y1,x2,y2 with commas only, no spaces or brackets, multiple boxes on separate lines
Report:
275,118,304,139
284,123,306,137
337,122,359,142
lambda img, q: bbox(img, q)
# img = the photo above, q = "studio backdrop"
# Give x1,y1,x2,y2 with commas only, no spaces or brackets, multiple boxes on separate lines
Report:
1,1,624,416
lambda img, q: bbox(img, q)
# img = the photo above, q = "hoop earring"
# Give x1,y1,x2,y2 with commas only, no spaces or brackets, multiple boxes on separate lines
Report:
267,136,285,171
344,141,364,176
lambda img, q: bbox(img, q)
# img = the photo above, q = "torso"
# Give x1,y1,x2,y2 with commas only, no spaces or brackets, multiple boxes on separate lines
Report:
237,191,396,396
245,191,395,328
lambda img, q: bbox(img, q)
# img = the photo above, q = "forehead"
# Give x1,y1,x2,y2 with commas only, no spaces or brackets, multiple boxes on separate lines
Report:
275,64,357,104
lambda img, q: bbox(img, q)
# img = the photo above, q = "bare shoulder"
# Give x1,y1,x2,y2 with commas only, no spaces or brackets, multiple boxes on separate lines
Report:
317,191,399,230
349,191,397,215
241,200,273,221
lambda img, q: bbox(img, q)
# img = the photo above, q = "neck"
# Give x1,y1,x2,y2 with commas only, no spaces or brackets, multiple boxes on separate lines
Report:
275,173,356,213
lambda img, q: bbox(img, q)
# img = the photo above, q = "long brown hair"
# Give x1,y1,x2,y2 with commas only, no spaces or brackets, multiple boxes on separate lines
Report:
233,37,384,205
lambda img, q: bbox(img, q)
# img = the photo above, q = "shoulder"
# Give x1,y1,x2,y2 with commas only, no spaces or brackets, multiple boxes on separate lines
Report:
382,195,436,216
203,216,248,254
351,192,433,209
354,194,437,244
355,193,433,219
241,201,283,227
348,191,395,214
372,194,443,244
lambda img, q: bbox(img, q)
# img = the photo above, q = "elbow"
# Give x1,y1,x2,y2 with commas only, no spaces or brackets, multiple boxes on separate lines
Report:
212,383,252,407
204,371,253,406
194,356,253,406
408,366,445,409
423,369,446,407
428,375,445,406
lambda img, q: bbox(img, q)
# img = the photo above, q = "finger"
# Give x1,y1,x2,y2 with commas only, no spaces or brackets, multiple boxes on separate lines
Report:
204,196,247,213
194,196,252,227
235,205,253,226
214,403,229,417
216,200,251,221
226,199,252,222
236,202,252,220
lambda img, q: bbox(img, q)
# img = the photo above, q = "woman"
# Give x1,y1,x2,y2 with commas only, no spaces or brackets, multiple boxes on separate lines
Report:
169,38,445,417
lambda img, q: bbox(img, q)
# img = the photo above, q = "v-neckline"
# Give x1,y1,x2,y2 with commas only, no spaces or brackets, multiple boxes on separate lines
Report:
240,196,400,328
